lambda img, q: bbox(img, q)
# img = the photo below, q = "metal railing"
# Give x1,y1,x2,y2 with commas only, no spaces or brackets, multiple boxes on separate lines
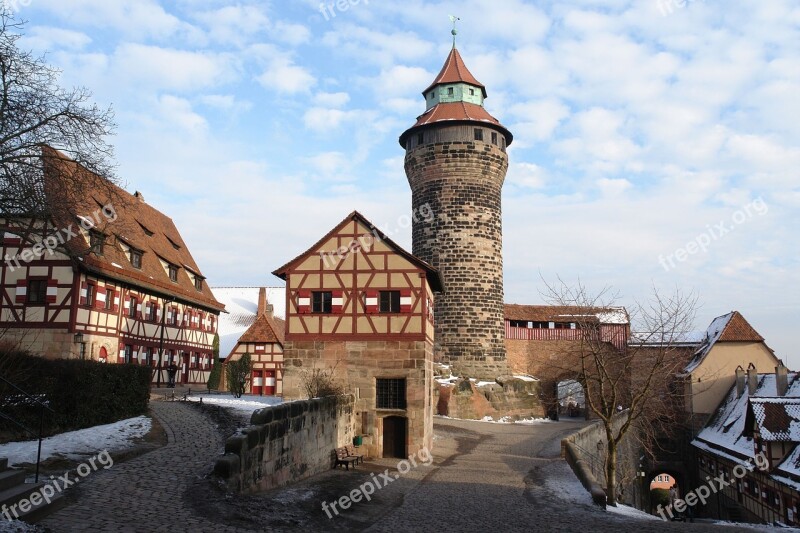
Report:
0,375,55,482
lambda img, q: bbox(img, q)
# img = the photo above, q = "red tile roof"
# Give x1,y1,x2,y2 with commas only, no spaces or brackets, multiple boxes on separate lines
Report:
42,146,224,311
410,101,502,128
422,47,486,97
504,304,628,324
239,312,284,345
719,311,765,342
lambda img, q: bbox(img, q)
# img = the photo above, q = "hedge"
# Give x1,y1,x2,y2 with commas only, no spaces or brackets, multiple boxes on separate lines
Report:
0,351,151,441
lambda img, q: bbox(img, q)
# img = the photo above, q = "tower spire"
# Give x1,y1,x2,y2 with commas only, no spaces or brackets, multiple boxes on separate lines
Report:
449,15,460,48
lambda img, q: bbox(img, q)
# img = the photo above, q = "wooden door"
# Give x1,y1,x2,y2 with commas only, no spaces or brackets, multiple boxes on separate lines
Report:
264,370,276,396
181,353,189,384
382,416,407,459
252,370,263,395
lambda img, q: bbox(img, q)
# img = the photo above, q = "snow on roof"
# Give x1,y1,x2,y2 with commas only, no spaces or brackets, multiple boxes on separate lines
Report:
210,287,286,358
748,398,800,442
683,311,766,374
694,371,800,474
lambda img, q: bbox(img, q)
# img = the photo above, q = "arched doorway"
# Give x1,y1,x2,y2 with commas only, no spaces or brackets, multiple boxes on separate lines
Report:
558,379,585,419
382,416,407,459
98,346,108,363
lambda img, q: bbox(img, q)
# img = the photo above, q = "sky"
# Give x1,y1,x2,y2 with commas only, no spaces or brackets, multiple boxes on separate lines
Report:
12,1,799,366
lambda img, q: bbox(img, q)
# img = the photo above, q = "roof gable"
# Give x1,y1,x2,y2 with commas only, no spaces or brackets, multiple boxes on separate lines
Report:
239,312,284,345
272,210,443,292
747,398,800,442
683,311,768,373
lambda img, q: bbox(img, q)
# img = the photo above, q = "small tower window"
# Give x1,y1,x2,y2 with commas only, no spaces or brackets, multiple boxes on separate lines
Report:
491,132,498,145
469,88,475,96
474,128,483,141
429,92,434,99
417,133,424,146
447,87,454,96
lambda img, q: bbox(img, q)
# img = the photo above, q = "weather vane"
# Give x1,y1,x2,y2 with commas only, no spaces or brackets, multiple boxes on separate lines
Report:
449,15,460,47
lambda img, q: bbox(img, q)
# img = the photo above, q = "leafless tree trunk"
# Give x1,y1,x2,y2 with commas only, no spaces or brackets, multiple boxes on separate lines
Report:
541,276,698,506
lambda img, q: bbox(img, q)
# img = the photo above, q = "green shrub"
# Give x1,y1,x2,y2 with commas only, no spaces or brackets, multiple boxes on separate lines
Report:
0,350,150,441
226,353,252,398
207,333,222,391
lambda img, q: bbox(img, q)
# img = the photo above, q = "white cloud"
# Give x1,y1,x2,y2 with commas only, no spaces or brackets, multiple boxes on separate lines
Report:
313,92,350,108
19,27,92,51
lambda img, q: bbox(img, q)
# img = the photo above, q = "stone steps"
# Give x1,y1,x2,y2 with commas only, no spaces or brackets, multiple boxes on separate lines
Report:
0,457,65,523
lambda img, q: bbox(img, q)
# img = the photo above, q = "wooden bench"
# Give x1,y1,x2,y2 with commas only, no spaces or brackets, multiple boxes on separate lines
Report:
334,447,358,470
345,444,364,465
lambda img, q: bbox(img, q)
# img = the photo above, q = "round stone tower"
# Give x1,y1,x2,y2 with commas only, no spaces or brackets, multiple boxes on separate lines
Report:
399,45,513,378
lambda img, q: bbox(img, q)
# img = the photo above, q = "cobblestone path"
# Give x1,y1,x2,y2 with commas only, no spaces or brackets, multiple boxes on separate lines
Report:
367,418,768,532
40,401,236,533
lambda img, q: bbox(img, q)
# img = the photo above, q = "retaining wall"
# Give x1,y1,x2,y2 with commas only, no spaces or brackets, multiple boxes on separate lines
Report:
214,394,355,492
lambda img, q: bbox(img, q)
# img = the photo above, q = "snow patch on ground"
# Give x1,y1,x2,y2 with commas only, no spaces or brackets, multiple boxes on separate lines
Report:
186,394,282,413
544,462,595,506
0,520,42,532
513,374,539,382
470,415,552,425
606,503,660,521
0,416,151,467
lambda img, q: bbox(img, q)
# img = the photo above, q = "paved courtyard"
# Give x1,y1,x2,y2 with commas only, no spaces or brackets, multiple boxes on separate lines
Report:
40,402,773,532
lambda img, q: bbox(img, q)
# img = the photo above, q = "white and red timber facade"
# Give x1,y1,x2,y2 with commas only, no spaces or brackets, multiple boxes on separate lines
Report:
274,211,442,460
0,147,224,385
216,287,285,396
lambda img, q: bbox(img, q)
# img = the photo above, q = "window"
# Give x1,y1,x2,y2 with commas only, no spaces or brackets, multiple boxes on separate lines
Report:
376,378,406,409
380,291,400,313
129,296,138,318
124,345,133,364
469,88,475,96
428,91,434,99
85,284,96,307
27,280,47,304
146,302,156,322
491,132,498,145
447,86,454,96
312,291,332,313
194,276,203,291
417,133,424,145
104,289,113,311
89,231,105,255
474,128,483,141
168,264,178,282
130,249,142,269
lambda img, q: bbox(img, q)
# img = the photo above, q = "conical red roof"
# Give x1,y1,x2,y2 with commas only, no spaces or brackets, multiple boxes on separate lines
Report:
422,47,487,97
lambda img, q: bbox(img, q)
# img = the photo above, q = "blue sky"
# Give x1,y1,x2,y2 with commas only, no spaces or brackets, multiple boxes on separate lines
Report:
14,0,799,365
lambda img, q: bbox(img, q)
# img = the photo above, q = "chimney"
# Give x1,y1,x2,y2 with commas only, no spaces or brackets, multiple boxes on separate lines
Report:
134,191,145,202
257,287,267,316
747,363,758,396
735,366,746,398
776,361,789,397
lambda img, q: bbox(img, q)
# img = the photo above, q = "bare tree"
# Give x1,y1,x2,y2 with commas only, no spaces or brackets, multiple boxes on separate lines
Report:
541,277,697,506
0,9,117,240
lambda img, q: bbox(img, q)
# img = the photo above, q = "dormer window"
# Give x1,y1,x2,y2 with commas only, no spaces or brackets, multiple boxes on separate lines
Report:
194,276,203,291
168,264,178,282
166,236,181,250
130,249,142,269
137,222,154,237
89,231,105,255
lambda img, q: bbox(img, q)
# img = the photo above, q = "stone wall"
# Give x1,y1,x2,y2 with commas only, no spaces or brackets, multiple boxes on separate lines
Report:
405,124,509,375
213,395,355,493
561,410,641,506
281,340,432,460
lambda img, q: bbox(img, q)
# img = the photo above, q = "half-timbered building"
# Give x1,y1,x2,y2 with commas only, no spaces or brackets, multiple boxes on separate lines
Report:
212,287,285,396
273,211,442,459
0,147,223,385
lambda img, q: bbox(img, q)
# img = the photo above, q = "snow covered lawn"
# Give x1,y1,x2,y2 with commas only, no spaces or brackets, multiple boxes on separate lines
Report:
185,393,282,414
0,416,151,467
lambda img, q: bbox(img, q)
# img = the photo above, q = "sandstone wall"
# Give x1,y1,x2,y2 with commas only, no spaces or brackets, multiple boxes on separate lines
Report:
213,395,355,493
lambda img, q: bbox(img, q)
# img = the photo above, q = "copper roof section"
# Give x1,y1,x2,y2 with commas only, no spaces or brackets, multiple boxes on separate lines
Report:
41,146,224,312
272,210,443,293
422,47,487,97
